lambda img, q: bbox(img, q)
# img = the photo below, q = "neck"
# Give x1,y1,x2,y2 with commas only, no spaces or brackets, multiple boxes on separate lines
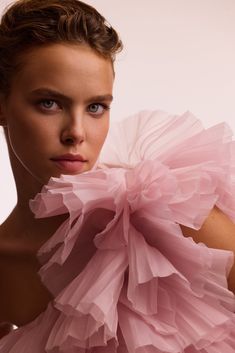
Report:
1,147,67,254
1,176,67,255
1,204,67,255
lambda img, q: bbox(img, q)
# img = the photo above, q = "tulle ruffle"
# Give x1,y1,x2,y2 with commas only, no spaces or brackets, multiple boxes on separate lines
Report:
1,110,235,353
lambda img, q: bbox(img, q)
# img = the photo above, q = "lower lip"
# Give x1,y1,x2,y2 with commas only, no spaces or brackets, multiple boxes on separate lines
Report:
52,160,86,173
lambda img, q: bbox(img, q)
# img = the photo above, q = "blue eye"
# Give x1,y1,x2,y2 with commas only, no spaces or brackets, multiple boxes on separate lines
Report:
88,103,109,115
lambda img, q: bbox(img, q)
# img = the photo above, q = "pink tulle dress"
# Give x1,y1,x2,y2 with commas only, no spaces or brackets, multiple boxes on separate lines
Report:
1,110,235,352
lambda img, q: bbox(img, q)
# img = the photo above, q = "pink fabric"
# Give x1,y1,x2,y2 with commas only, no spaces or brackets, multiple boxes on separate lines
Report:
1,110,235,352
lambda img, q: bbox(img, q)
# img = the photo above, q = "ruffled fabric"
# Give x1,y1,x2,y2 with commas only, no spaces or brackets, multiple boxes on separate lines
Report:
1,110,235,353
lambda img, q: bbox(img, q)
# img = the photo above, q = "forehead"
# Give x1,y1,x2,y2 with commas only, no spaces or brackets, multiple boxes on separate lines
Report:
10,43,114,95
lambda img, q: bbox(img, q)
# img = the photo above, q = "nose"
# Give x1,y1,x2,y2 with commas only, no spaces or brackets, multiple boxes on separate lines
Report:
60,112,86,146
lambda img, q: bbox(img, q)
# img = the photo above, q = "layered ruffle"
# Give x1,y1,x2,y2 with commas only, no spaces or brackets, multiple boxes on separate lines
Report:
1,110,235,352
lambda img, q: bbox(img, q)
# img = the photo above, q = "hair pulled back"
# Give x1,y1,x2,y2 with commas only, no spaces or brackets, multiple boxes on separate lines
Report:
0,0,123,95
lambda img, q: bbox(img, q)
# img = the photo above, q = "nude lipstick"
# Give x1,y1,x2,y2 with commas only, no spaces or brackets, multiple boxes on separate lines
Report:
51,154,87,173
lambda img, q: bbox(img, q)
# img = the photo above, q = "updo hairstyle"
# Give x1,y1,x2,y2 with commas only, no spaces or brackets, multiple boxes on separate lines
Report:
0,0,123,95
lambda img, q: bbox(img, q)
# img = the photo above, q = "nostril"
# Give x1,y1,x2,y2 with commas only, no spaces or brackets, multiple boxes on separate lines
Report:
64,136,75,145
60,127,85,145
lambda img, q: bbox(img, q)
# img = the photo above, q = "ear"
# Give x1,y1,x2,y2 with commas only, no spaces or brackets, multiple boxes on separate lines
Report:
0,94,7,127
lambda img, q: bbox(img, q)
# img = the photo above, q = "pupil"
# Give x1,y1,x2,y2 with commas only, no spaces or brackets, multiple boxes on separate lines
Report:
90,104,98,112
44,100,53,108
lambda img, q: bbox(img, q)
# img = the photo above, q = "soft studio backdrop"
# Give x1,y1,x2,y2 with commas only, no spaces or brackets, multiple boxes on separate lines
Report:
0,0,235,222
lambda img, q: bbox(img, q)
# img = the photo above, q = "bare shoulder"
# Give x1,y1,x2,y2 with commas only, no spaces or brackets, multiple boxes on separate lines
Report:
0,219,53,327
181,206,235,293
0,221,8,251
0,218,21,255
181,206,235,251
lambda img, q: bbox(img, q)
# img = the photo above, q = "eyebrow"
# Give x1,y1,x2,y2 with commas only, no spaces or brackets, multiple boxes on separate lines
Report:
29,88,113,103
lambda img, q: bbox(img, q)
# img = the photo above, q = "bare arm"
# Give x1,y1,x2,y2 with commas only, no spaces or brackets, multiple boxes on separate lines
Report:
180,207,235,294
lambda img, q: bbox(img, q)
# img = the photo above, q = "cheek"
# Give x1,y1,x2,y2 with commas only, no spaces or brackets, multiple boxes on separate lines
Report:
6,109,53,161
6,113,29,153
87,117,109,148
7,120,34,157
94,120,110,150
6,106,33,143
7,105,56,141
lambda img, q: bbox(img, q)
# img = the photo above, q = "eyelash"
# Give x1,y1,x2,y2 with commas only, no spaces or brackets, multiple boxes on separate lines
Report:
37,99,61,111
87,103,110,115
36,99,110,116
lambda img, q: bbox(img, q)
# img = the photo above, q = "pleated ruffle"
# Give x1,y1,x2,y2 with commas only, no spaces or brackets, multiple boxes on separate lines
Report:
1,110,235,352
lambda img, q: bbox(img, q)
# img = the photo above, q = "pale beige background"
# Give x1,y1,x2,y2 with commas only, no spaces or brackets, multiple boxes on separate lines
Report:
1,0,235,221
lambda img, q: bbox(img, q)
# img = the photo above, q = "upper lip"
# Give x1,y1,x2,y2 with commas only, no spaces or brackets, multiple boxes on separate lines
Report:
51,154,87,162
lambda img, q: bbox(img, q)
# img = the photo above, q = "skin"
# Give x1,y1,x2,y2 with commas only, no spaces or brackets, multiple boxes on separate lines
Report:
0,42,235,331
181,207,235,294
0,43,114,326
0,43,114,242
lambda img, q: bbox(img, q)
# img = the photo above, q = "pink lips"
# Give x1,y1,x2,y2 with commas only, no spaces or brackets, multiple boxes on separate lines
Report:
51,154,87,173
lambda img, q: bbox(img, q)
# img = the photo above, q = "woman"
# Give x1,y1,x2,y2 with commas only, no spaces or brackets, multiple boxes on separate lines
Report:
0,0,235,352
0,0,120,336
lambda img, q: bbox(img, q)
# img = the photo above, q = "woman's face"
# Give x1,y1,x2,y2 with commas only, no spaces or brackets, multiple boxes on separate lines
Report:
0,43,114,188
